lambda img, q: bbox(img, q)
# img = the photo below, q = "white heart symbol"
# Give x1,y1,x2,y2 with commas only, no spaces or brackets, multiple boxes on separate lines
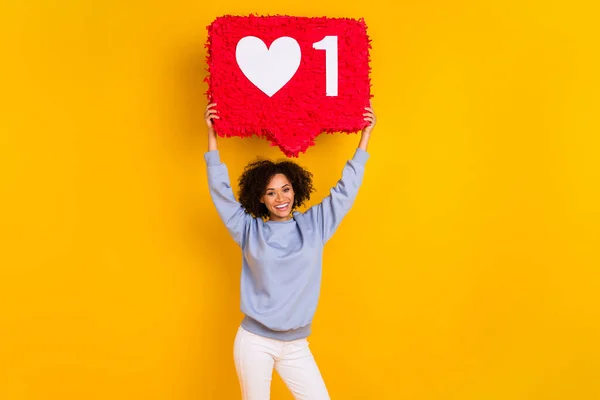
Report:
235,36,301,97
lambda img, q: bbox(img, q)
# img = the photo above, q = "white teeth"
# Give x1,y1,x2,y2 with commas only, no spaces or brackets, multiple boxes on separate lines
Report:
275,203,289,209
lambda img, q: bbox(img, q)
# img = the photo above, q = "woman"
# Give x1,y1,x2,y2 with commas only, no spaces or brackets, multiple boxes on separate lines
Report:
204,103,376,399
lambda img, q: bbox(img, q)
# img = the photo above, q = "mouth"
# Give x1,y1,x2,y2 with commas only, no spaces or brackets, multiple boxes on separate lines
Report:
274,203,290,212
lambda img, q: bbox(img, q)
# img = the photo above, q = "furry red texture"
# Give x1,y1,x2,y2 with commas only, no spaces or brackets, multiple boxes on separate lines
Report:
205,15,372,157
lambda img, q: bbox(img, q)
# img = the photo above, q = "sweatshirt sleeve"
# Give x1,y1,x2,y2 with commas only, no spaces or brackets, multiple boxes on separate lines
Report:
204,150,251,247
305,148,370,244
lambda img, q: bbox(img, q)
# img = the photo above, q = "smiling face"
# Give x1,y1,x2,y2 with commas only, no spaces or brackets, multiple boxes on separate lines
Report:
260,173,295,221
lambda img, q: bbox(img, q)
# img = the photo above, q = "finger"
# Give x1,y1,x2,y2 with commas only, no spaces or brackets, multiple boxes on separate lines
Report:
206,103,217,109
364,107,374,113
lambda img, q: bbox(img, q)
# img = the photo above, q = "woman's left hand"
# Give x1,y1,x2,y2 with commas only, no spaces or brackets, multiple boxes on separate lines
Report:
362,103,376,136
358,103,376,151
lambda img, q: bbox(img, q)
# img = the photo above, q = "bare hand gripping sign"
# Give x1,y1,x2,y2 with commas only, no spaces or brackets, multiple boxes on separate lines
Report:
205,15,372,157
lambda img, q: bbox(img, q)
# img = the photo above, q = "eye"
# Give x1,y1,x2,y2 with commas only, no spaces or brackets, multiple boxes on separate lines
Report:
267,192,275,196
284,188,290,192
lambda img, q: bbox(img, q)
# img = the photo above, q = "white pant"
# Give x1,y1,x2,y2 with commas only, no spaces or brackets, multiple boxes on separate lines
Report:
233,326,330,400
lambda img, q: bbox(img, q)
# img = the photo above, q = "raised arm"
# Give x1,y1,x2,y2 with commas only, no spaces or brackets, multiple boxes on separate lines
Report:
204,103,250,246
306,105,377,244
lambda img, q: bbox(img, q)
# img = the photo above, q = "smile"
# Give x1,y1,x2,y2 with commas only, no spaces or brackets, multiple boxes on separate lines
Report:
274,203,289,210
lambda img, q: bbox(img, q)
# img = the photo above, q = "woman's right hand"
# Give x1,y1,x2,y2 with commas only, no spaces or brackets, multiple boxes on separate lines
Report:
205,103,219,133
205,103,219,151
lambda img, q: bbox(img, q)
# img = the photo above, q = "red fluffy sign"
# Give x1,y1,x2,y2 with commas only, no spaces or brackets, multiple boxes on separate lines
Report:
205,15,372,157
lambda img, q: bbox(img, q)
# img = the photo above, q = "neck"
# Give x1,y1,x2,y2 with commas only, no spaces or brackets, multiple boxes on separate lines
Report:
269,214,292,222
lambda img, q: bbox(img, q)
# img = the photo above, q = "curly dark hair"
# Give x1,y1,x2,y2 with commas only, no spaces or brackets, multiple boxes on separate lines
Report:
238,159,314,218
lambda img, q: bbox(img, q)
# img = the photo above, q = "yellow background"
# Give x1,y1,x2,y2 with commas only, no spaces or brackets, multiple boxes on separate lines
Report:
1,0,599,399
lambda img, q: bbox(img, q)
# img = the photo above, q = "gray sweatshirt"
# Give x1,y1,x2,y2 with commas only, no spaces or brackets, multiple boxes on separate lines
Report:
205,148,369,341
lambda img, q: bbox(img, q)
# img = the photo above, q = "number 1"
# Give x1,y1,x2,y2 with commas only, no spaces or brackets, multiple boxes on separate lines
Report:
312,36,338,96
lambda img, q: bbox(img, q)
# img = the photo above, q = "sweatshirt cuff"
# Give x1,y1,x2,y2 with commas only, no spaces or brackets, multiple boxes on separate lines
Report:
204,150,222,166
352,148,370,166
